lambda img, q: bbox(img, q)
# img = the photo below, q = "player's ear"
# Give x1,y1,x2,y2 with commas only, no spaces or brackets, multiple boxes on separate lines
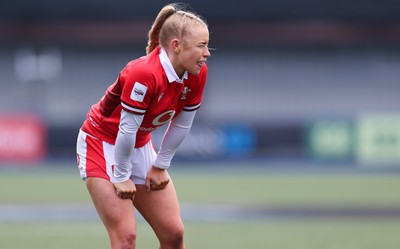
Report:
171,39,181,54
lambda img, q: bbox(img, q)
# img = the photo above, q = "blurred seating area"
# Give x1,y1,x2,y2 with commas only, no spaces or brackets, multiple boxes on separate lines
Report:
1,1,400,165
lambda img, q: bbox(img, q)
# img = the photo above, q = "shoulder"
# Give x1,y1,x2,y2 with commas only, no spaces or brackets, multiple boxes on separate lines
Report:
199,64,208,81
201,63,208,73
188,64,208,85
125,55,159,78
196,64,208,82
120,52,164,88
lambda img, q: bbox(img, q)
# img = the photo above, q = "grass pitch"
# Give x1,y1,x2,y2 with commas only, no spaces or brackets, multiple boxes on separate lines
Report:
0,162,399,249
1,220,400,249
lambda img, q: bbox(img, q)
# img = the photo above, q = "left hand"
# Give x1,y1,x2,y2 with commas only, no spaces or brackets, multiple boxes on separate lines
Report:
145,166,170,192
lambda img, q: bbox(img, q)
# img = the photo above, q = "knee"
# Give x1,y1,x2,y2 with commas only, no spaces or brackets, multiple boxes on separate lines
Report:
110,231,136,249
161,223,185,247
122,232,136,249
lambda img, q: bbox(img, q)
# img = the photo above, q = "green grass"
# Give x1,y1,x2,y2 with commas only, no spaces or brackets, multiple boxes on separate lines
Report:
1,165,399,207
185,220,400,249
173,171,400,207
0,163,400,249
1,220,400,249
0,167,90,203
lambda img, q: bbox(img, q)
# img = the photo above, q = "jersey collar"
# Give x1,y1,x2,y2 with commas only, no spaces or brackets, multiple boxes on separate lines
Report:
159,48,188,84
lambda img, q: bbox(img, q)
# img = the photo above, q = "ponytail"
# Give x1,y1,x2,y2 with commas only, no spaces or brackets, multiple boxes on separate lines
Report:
146,3,208,54
146,4,177,54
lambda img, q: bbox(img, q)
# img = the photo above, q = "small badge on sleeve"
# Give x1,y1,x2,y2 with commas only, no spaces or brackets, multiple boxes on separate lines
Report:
130,82,147,102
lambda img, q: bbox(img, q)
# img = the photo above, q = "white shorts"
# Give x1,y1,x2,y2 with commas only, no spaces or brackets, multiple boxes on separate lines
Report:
76,129,157,185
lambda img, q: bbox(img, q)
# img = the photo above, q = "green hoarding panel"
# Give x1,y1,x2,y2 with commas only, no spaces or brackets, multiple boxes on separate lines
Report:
307,120,353,159
356,114,400,164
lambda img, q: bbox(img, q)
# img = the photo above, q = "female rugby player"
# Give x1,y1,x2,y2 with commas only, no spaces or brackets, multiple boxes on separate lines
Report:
76,3,211,248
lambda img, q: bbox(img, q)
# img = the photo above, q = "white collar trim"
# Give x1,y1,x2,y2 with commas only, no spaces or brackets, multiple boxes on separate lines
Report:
159,48,188,84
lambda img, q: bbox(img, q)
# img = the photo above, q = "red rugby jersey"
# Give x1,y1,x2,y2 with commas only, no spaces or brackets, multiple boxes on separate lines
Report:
81,47,208,147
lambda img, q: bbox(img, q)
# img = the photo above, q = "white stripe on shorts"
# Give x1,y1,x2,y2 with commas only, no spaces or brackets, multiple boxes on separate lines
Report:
76,130,88,180
102,141,115,183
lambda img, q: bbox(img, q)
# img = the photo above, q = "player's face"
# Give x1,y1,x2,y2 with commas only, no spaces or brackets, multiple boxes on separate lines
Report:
179,24,210,75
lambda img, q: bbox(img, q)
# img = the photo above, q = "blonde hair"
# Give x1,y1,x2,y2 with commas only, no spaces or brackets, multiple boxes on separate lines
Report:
146,3,208,54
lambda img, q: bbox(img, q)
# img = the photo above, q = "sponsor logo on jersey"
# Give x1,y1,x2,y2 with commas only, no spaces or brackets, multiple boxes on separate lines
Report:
152,110,176,126
134,89,144,96
130,82,147,102
139,126,157,132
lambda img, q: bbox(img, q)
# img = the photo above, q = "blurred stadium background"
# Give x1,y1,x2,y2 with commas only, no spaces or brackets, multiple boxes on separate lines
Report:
1,0,400,165
1,1,400,248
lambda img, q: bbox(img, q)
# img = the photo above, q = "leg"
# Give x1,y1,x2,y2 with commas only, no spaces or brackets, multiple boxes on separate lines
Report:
134,181,185,249
87,177,137,249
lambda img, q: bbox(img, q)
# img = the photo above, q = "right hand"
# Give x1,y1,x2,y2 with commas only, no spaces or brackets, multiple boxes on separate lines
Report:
113,179,136,201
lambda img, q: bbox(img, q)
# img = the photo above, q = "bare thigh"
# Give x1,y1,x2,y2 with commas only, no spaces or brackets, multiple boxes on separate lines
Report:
133,181,184,240
86,178,137,246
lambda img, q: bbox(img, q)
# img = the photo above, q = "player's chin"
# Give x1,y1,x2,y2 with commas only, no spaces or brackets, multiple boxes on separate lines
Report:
190,70,200,75
189,63,203,75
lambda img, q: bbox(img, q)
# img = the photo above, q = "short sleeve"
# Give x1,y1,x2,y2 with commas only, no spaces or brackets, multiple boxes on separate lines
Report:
120,64,155,115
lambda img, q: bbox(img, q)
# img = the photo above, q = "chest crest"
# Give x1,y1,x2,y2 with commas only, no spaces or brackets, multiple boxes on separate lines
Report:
181,86,191,100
